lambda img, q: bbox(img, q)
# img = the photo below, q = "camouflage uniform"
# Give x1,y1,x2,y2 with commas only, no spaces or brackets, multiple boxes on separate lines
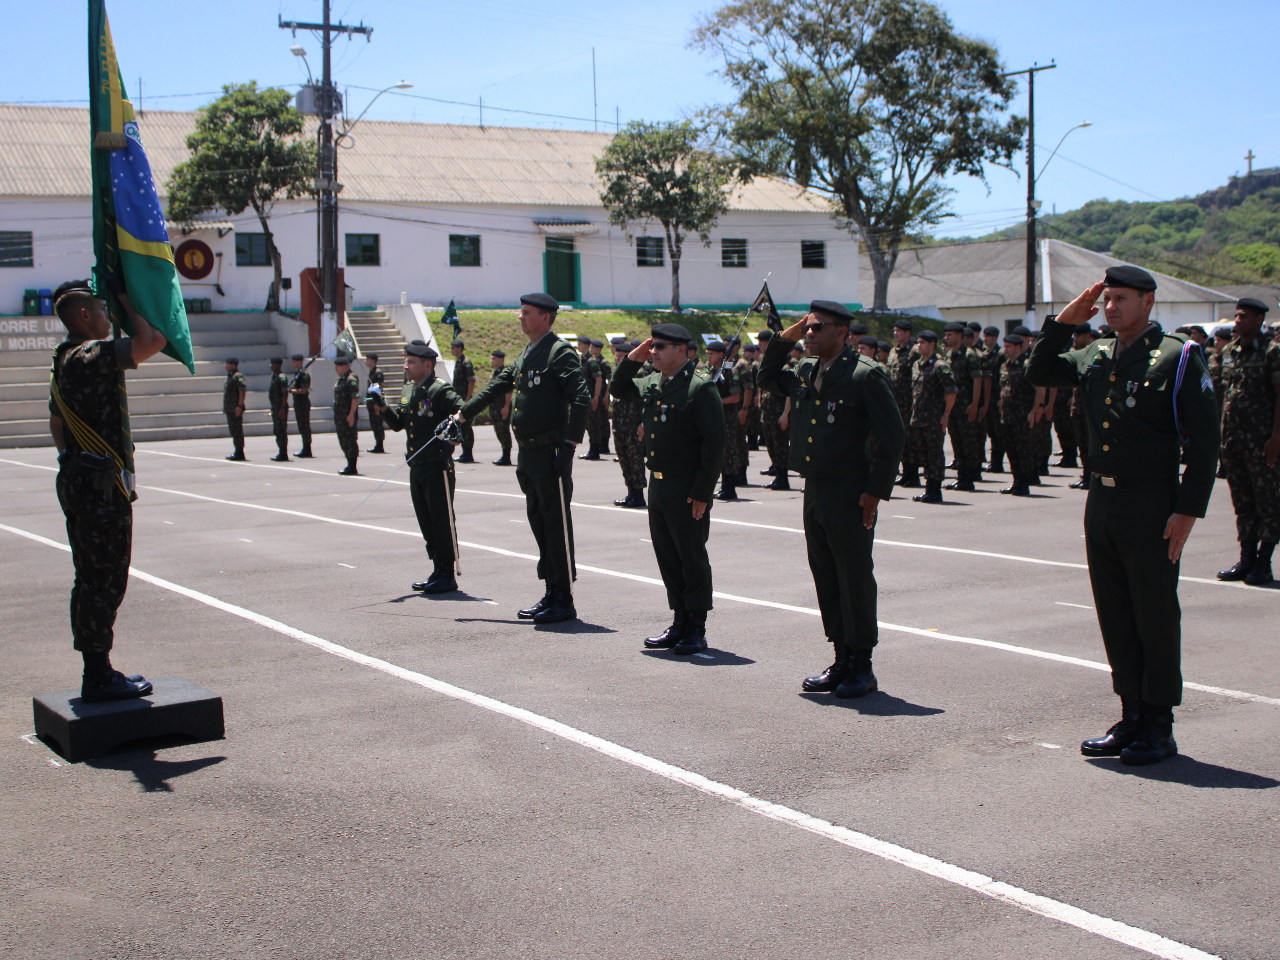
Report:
887,343,916,479
223,367,247,458
760,353,790,478
711,360,745,493
984,344,1005,469
290,364,313,456
745,354,763,449
268,365,290,458
907,353,957,487
731,355,755,479
999,352,1037,488
944,344,984,481
451,354,476,459
588,353,612,454
1213,335,1280,545
333,366,362,468
365,365,387,453
50,337,136,654
1052,379,1078,466
488,362,513,462
612,360,649,498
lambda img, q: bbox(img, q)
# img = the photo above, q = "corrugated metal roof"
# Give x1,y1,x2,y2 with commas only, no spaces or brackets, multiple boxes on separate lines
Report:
0,104,827,213
882,238,1232,308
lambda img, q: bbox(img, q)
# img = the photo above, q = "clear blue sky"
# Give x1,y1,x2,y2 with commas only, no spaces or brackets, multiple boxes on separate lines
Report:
6,0,1276,238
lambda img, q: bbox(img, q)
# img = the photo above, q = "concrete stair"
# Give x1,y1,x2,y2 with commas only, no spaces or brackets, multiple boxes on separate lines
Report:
0,312,337,449
347,309,407,403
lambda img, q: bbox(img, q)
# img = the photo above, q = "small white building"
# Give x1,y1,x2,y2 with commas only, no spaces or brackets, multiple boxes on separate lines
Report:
0,104,859,321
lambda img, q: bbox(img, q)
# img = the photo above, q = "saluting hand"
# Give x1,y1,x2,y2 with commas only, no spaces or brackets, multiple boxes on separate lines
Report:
628,338,654,363
780,317,809,342
1057,281,1105,326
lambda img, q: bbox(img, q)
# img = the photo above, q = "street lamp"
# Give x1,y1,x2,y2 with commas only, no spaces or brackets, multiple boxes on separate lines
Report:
1026,120,1092,324
337,82,413,147
1038,121,1092,183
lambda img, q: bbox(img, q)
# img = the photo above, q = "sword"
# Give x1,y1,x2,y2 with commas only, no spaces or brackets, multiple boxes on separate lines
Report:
442,458,462,577
347,415,462,517
556,471,574,598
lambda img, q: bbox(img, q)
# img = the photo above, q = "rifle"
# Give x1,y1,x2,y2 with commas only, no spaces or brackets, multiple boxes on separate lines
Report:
712,275,774,383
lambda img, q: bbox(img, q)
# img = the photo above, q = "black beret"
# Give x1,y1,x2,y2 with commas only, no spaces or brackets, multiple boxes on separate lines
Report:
291,353,305,361
491,348,506,358
1213,326,1233,339
451,338,465,348
1003,334,1024,345
1103,265,1157,292
967,321,983,332
1236,297,1269,314
269,357,283,364
334,355,350,365
706,340,727,352
1072,323,1094,335
1097,324,1111,336
226,357,239,365
809,299,854,322
858,335,879,347
917,330,939,342
894,318,914,331
591,339,604,348
757,329,774,341
743,342,758,351
1014,326,1032,337
610,336,627,345
848,322,869,336
877,340,891,351
576,335,591,344
54,279,94,300
520,292,558,313
367,352,379,361
651,322,693,344
943,322,965,333
405,340,438,359
983,326,1000,336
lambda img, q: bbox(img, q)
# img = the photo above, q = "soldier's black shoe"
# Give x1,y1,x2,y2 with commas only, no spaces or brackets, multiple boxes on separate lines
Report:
1218,544,1258,581
671,626,708,655
1055,455,1078,468
81,670,153,703
912,485,942,504
455,453,476,464
420,576,458,595
645,612,687,649
1000,482,1031,496
339,465,359,476
295,450,314,458
760,466,777,476
270,453,290,462
1081,708,1142,757
833,666,878,699
944,478,975,492
578,450,600,461
766,476,791,491
714,485,739,501
492,456,512,466
225,453,246,461
1119,709,1176,765
1245,560,1274,586
801,657,848,693
897,475,921,488
532,588,576,624
614,489,647,508
986,460,1004,473
518,587,554,619
367,445,386,454
1069,477,1090,490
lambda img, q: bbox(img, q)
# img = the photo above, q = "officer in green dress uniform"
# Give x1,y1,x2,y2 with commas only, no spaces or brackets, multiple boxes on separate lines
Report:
459,293,591,624
333,356,362,475
223,357,247,461
268,357,290,461
48,279,168,701
758,300,905,697
1026,265,1220,765
611,323,726,653
383,341,464,594
364,353,387,454
488,349,513,465
289,353,313,457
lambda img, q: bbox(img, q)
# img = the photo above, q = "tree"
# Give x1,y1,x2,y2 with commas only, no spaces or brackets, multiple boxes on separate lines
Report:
596,120,738,312
167,82,315,312
692,0,1025,310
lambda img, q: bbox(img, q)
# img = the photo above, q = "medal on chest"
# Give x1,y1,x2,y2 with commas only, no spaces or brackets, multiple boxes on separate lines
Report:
826,400,836,424
1125,381,1138,407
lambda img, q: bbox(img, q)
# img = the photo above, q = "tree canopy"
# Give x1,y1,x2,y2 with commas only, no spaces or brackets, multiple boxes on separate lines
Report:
692,0,1024,310
596,120,738,312
167,82,315,312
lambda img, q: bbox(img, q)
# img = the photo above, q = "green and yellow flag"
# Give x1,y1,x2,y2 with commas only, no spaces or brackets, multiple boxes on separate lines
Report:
89,0,194,372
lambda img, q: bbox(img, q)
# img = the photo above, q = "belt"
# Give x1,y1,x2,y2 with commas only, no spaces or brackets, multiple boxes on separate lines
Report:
1091,473,1171,488
652,471,664,480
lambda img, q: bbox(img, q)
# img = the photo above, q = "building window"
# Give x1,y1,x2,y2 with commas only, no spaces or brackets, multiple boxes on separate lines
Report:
636,236,664,267
345,233,380,266
0,231,34,268
801,240,827,269
235,233,270,267
449,234,481,267
721,238,748,268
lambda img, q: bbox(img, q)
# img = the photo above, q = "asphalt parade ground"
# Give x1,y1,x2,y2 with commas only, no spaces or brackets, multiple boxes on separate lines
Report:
2,430,1277,960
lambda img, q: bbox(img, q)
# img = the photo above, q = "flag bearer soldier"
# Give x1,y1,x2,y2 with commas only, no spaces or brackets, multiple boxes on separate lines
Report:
458,293,590,624
611,324,726,654
364,353,387,454
289,353,313,457
588,339,613,456
1027,266,1220,765
333,355,361,476
611,338,648,508
577,335,605,460
383,341,464,594
1212,297,1280,585
223,357,247,461
268,357,290,461
906,330,956,503
887,319,918,486
758,330,792,490
450,339,476,463
48,279,168,701
758,301,905,698
488,349,513,465
707,339,746,500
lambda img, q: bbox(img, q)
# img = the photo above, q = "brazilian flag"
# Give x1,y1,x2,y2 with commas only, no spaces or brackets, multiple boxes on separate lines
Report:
89,0,194,372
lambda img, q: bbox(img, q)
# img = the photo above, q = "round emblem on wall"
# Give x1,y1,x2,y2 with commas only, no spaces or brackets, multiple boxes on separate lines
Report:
175,239,214,280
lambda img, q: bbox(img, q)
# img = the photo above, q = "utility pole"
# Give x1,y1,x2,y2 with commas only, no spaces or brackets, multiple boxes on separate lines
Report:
1005,62,1055,328
280,3,372,351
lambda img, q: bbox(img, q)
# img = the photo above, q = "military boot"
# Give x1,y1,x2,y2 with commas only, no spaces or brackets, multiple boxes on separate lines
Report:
1245,542,1275,586
1217,542,1258,581
913,482,942,504
1120,706,1177,765
645,610,687,649
1080,698,1142,756
671,611,708,655
801,650,850,693
897,467,921,488
714,482,739,501
766,474,791,491
532,587,576,624
833,658,878,698
518,584,554,619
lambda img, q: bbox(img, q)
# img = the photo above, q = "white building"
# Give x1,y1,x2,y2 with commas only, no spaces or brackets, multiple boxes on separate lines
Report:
0,104,859,320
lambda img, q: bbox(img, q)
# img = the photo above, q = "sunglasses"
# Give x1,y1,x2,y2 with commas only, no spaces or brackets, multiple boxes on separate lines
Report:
803,322,838,333
650,341,678,351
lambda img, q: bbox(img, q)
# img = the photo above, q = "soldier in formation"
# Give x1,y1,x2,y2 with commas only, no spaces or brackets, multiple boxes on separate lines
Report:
981,326,1005,473
997,333,1038,496
610,323,726,654
587,339,612,457
757,330,792,491
707,339,746,500
268,357,290,462
577,335,605,460
611,337,648,508
223,357,247,461
383,341,464,595
887,319,918,486
1212,297,1280,586
364,353,387,454
905,330,956,503
743,341,762,450
333,355,362,476
289,353,313,458
450,339,477,463
488,349,513,466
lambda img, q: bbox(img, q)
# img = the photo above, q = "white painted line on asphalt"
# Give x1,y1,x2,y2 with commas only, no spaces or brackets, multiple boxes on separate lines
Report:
338,563,356,569
891,515,915,520
1056,602,1094,610
0,518,1226,960
238,538,253,543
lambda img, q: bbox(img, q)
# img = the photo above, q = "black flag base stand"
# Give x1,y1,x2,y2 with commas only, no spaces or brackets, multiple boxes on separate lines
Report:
32,676,224,763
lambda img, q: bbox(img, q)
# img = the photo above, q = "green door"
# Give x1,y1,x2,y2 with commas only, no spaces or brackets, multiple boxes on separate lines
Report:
543,236,580,304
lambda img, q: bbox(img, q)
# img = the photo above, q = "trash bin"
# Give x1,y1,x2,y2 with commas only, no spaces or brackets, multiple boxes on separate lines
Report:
23,289,39,316
38,288,53,315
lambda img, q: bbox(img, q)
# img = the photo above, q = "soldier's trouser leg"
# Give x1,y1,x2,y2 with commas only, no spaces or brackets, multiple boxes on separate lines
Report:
57,470,133,654
516,445,575,589
336,418,359,464
295,399,312,452
1084,479,1183,706
410,461,456,567
494,417,512,459
803,478,878,658
227,413,244,455
919,423,945,483
615,417,646,490
648,473,713,612
459,423,474,457
1003,421,1031,481
366,399,385,449
272,414,288,456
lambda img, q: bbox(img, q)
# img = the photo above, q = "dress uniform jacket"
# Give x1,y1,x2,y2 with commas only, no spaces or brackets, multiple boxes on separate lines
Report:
463,332,589,446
